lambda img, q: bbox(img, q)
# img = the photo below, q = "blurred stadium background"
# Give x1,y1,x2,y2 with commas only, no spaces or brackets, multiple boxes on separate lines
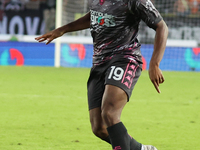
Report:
0,0,199,71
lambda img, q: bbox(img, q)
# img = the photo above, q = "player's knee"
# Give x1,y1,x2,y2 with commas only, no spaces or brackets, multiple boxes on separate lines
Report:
91,125,107,138
101,108,119,126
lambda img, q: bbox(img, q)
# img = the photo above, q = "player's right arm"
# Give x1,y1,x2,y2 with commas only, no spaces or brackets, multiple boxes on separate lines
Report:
35,12,91,45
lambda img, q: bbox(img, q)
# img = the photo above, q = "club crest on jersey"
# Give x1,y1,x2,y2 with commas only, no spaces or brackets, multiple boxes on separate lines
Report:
99,0,105,5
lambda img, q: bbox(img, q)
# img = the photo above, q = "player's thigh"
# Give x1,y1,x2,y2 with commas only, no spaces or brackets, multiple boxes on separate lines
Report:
102,84,127,113
104,59,142,102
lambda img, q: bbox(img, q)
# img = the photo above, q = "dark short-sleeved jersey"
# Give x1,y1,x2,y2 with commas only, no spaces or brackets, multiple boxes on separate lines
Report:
88,0,162,65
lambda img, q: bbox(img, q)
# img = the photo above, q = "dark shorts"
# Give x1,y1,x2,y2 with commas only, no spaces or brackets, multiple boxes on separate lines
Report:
87,55,142,110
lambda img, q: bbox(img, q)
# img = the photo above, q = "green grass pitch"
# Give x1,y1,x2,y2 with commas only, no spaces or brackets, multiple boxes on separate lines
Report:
0,66,199,150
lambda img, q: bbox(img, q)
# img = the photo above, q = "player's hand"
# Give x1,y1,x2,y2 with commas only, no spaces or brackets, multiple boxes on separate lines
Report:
35,28,64,45
148,65,165,93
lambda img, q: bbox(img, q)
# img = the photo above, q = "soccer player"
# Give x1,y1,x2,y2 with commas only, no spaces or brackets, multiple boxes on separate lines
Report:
35,0,168,150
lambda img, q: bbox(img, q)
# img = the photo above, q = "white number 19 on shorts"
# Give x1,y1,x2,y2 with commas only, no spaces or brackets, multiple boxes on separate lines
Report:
108,66,124,81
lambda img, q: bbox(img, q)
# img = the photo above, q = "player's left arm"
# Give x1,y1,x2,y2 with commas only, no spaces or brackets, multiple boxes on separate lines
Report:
130,0,169,93
149,20,168,93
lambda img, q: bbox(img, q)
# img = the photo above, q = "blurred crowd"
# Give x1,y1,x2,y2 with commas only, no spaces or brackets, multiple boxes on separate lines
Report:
152,0,200,16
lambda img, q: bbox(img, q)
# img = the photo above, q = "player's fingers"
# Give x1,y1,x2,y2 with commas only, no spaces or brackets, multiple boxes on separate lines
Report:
35,37,46,43
37,38,47,43
45,38,54,45
35,33,51,41
35,36,46,41
159,76,165,83
153,80,161,93
35,37,40,40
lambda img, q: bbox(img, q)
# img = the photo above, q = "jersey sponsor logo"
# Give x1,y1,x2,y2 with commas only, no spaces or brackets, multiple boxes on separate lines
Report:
91,10,115,27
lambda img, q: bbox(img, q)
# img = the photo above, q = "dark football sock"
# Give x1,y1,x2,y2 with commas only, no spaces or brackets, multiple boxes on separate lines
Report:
107,122,141,150
130,135,142,150
103,136,111,144
102,135,142,150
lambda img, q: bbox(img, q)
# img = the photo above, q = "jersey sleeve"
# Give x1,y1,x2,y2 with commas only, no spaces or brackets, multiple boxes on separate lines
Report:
129,0,162,30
